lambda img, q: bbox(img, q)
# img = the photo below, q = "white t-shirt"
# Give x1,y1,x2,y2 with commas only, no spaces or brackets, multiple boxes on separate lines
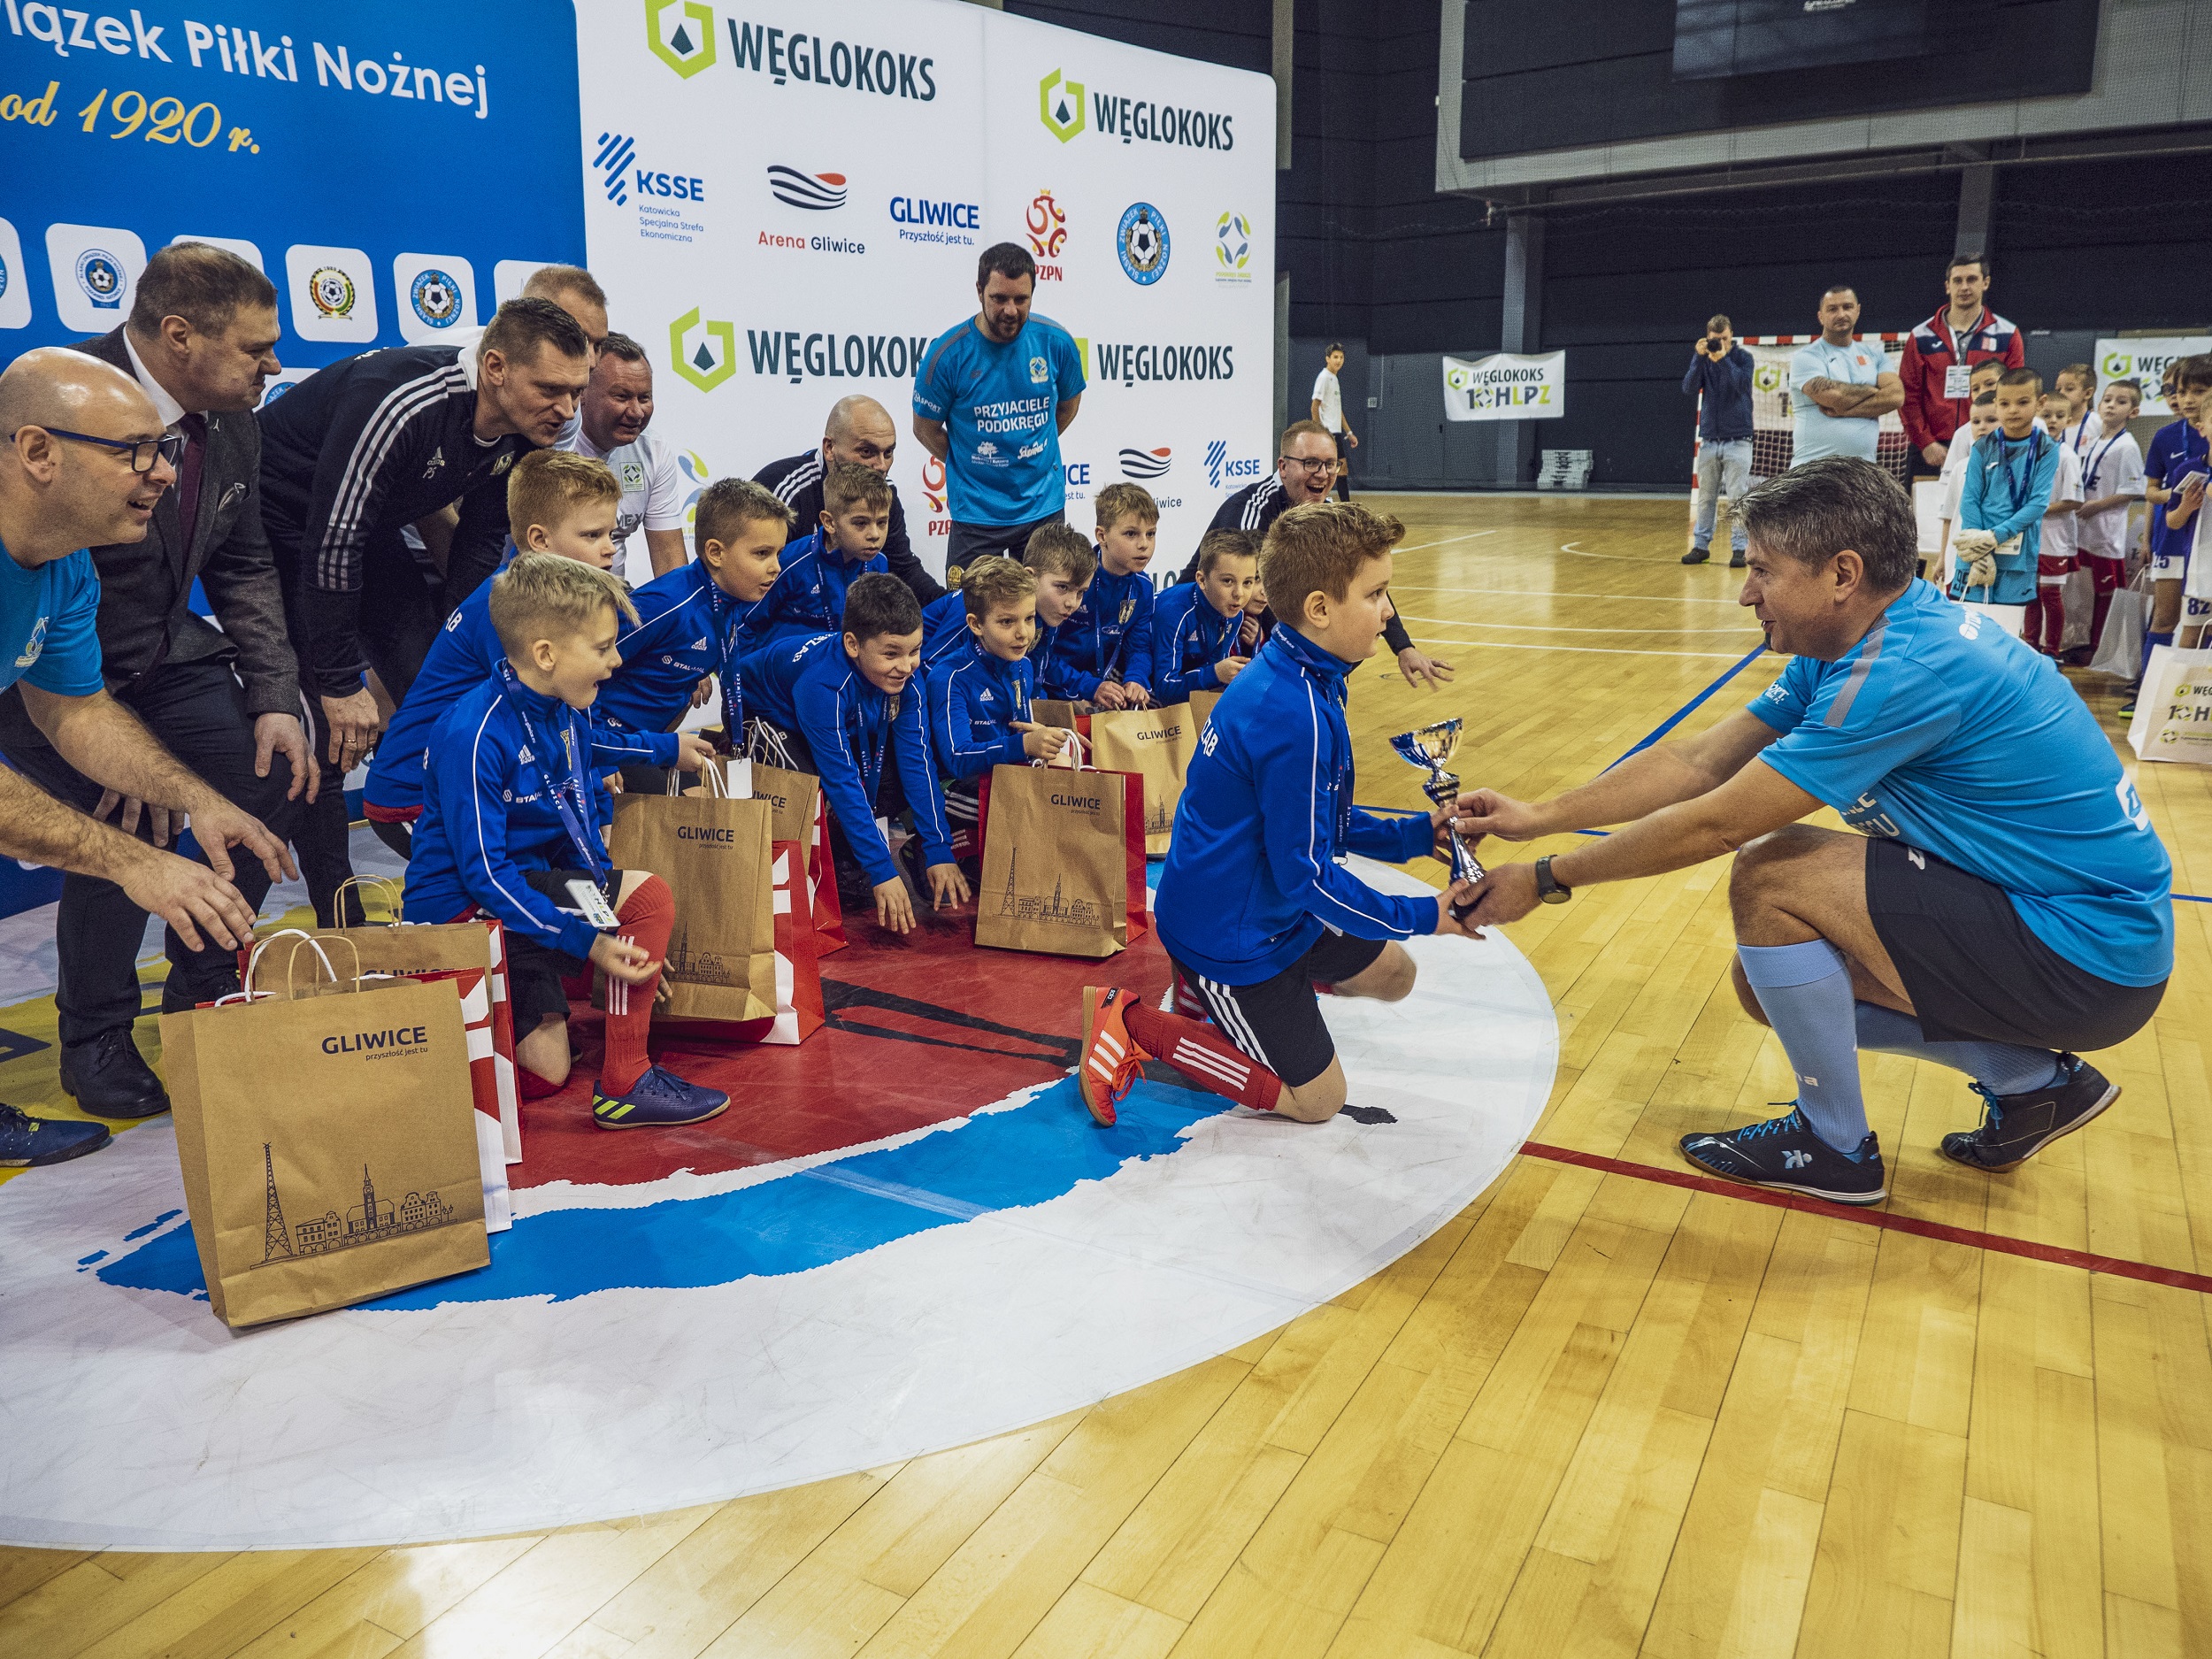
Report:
2074,427,2144,561
2037,442,2085,571
1311,366,1343,433
1939,432,1981,526
567,424,687,587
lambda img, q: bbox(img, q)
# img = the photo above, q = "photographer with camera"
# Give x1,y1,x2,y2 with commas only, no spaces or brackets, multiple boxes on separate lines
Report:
1683,315,1755,566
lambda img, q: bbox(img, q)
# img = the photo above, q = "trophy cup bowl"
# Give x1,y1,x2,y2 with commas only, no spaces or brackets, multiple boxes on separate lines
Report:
1391,719,1486,909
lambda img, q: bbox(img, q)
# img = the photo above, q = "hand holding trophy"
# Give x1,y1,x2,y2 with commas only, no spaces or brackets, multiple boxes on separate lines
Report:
1390,718,1485,919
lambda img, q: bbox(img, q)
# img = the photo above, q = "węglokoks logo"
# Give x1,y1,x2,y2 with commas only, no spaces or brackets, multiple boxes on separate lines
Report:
671,308,737,392
1038,65,1233,151
646,0,717,77
652,4,940,98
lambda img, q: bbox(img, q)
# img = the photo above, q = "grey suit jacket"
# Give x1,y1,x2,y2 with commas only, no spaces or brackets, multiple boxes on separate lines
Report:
73,327,298,714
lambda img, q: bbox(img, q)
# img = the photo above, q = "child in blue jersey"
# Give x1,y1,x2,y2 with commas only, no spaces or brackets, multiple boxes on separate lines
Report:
741,462,892,652
1021,522,1098,702
2133,357,2212,708
743,574,967,934
595,477,789,789
1151,529,1260,703
403,556,728,1130
1950,368,2060,607
363,451,710,857
1077,503,1476,1128
1054,482,1157,707
2174,386,2212,648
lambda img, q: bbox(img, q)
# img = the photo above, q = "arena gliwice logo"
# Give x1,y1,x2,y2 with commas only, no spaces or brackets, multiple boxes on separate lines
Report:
1118,447,1171,480
768,165,846,211
1117,204,1169,286
645,0,716,78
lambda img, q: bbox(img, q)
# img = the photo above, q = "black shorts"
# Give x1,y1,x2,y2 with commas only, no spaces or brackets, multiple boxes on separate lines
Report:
501,869,622,1029
1864,838,2165,1051
1172,931,1388,1089
948,512,1064,570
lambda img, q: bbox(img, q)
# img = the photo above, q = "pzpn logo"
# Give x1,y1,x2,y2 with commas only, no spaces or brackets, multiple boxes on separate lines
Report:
670,308,736,392
1039,68,1085,142
647,0,716,79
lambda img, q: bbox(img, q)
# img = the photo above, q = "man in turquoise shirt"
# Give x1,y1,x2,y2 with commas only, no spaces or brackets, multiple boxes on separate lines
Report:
1452,458,2168,1209
1789,286,1902,465
912,242,1086,568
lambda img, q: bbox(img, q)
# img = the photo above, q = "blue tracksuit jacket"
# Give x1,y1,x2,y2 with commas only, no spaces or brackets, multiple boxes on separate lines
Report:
919,591,973,676
1051,559,1154,696
1155,626,1438,984
1954,429,2061,605
744,632,955,887
1149,580,1241,703
404,672,615,962
927,639,1035,779
595,559,760,751
1031,616,1094,701
363,545,675,815
740,528,887,651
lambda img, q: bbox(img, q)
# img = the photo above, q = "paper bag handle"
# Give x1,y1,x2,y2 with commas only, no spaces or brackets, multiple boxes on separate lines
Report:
331,873,404,925
668,757,735,798
242,929,363,998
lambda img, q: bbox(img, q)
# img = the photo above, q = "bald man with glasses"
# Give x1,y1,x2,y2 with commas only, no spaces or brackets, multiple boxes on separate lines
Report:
0,347,296,1168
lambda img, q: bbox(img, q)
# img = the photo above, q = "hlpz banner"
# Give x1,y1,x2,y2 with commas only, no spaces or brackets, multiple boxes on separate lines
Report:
1442,351,1566,422
0,0,583,372
581,0,1275,580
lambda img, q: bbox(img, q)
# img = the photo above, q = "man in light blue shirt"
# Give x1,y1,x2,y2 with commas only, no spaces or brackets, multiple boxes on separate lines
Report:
912,242,1085,568
1451,458,2168,1209
1788,286,1902,465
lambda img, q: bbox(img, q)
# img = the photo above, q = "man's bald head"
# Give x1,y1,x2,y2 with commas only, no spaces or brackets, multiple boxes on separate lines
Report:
823,396,896,473
0,347,157,439
0,347,173,560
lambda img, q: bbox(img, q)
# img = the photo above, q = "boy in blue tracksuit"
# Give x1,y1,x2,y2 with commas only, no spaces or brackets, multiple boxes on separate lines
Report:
919,587,974,677
1151,529,1260,703
595,477,791,787
1052,481,1157,705
1951,367,2061,607
364,451,701,856
741,461,892,652
743,574,965,935
403,555,728,1129
1021,523,1099,702
1076,503,1476,1128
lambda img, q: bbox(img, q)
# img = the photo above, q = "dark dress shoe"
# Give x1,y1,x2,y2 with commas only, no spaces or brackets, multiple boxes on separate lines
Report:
58,1028,172,1120
161,967,241,1015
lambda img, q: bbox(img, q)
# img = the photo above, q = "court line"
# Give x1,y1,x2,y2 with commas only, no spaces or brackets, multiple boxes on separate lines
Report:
1397,530,1500,553
1404,635,1751,661
1396,616,1765,636
1601,641,1772,770
1392,584,1750,607
1518,1141,2212,1296
1558,539,1683,565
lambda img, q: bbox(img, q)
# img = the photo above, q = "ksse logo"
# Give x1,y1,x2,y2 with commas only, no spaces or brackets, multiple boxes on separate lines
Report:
595,132,706,205
1203,440,1263,488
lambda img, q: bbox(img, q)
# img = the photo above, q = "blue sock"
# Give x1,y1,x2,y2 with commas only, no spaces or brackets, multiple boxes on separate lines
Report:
1738,940,1869,1155
1853,1002,2062,1095
2140,629,2173,685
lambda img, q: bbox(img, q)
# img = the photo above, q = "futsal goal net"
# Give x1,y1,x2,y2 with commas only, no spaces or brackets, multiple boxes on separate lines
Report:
1688,334,1916,513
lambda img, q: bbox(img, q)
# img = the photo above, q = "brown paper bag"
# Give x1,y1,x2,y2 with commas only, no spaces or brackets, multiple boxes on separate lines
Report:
1090,703,1197,856
607,773,780,1024
974,763,1134,957
750,760,846,953
1188,688,1222,734
161,938,488,1327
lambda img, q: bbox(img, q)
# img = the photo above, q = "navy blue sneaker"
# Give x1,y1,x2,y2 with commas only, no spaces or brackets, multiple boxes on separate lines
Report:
0,1102,111,1167
1678,1106,1886,1205
592,1064,730,1131
1940,1054,2118,1172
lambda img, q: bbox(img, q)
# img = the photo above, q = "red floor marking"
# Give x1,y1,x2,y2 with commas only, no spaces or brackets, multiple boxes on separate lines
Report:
1518,1141,2212,1295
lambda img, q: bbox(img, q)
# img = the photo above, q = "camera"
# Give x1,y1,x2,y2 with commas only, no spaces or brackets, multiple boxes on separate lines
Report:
1705,334,1724,353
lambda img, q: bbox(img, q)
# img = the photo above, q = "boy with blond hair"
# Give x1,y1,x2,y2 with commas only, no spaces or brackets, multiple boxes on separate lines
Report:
742,461,894,651
1078,503,1478,1128
364,450,710,856
1055,481,1157,709
1019,523,1100,702
1150,528,1259,703
403,555,728,1127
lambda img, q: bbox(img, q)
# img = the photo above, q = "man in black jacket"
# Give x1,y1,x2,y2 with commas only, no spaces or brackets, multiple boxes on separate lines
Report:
1682,315,1755,566
0,244,314,1118
755,394,946,605
259,297,589,920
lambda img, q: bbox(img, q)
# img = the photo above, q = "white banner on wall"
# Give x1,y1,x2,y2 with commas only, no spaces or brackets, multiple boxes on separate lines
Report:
578,0,1276,580
2096,337,2211,417
1442,350,1566,421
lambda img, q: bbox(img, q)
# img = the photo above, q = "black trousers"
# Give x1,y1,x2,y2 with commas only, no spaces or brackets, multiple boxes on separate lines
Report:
0,660,301,1044
1329,430,1354,501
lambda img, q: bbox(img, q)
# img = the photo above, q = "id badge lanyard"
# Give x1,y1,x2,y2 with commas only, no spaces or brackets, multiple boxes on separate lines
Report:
1943,311,1985,402
495,661,608,879
2000,431,2047,523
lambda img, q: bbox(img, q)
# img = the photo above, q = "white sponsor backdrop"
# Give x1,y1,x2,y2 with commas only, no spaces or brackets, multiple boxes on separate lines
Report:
578,0,1276,579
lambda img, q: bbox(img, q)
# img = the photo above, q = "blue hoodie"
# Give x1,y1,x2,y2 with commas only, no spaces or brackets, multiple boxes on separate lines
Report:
363,545,675,816
404,669,615,962
1155,626,1438,984
1149,580,1242,704
1051,557,1154,696
1954,427,2062,605
744,632,956,887
927,637,1036,779
740,526,887,652
595,559,761,750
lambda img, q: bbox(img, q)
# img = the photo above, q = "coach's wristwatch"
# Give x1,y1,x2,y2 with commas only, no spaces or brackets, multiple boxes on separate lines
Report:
1534,855,1573,904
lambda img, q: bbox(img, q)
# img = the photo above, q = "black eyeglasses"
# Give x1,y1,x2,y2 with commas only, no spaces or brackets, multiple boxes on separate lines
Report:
12,427,185,474
1280,455,1335,474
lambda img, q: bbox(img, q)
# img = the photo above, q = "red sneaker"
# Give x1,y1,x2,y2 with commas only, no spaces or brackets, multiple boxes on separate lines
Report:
1079,987,1148,1126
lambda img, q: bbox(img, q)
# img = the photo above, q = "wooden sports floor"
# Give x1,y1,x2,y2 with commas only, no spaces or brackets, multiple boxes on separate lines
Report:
4,492,2208,1659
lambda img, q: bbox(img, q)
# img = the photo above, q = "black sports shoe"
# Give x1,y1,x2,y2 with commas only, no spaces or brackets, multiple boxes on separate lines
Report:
0,1102,110,1167
1939,1053,2118,1172
1681,547,1711,565
1678,1106,1886,1205
1728,550,1747,568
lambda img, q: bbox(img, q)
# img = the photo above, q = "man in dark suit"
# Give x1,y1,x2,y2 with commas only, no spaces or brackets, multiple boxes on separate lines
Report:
0,242,314,1119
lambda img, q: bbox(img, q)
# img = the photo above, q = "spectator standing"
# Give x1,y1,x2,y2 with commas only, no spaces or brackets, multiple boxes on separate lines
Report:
1310,343,1356,502
1788,287,1901,467
912,243,1085,568
1898,253,2025,474
1682,315,1755,566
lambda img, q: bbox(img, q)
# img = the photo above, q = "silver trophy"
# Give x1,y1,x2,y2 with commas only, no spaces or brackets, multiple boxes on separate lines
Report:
1391,719,1484,913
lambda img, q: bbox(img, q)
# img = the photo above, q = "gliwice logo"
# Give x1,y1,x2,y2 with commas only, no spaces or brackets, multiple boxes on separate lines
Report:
646,0,717,78
671,308,737,392
768,165,847,211
1118,446,1171,480
593,132,637,204
1039,68,1086,142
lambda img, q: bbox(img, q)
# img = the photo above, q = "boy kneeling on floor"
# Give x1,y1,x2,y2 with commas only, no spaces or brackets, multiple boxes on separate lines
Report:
403,554,729,1130
1079,502,1480,1125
